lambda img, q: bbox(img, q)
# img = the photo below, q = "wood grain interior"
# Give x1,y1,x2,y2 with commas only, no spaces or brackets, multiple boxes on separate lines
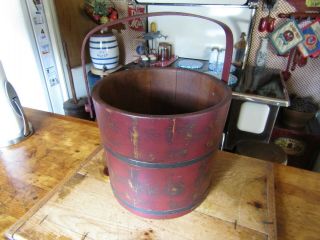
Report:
96,68,228,115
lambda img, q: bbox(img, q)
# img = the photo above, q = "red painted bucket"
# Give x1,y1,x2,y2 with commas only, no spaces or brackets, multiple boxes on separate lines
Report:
92,68,231,218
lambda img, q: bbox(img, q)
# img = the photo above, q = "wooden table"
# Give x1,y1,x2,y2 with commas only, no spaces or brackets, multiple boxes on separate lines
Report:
0,109,319,239
0,109,100,239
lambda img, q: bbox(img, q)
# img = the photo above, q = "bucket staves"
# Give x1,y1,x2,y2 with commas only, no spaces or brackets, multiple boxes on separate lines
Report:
92,68,231,219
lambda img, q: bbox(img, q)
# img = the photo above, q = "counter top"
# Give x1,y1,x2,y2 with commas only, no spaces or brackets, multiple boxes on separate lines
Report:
0,109,100,239
0,108,319,239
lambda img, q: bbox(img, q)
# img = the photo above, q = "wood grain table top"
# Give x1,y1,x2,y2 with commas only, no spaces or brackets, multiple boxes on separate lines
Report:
0,108,319,239
4,147,276,239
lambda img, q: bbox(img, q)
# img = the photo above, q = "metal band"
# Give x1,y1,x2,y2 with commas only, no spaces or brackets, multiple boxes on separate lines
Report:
111,183,210,216
104,144,214,169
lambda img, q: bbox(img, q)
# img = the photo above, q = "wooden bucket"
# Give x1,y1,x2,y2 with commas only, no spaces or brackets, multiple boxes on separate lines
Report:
92,68,231,218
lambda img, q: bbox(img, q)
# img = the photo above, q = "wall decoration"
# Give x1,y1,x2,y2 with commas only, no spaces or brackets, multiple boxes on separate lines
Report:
248,0,320,104
270,19,304,54
298,19,320,57
128,1,146,31
83,0,119,24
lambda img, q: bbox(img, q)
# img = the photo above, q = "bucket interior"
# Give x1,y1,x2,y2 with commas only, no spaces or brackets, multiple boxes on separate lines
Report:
94,68,230,115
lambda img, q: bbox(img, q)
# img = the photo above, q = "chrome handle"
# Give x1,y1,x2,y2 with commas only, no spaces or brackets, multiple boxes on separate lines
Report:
12,97,30,137
220,132,226,151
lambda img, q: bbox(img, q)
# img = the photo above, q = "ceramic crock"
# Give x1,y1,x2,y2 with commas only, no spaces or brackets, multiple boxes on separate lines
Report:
89,33,119,70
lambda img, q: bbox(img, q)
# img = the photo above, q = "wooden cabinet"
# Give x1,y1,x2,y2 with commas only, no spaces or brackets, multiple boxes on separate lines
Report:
54,0,97,68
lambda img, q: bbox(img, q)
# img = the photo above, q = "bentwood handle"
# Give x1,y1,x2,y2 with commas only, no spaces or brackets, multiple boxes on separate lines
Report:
81,12,233,118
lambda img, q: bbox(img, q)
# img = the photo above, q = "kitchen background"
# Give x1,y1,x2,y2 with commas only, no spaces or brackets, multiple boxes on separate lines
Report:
248,0,319,104
55,0,320,105
1,0,319,111
0,0,319,170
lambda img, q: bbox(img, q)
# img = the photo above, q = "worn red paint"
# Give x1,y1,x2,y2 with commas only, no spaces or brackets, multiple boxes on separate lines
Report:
92,70,231,219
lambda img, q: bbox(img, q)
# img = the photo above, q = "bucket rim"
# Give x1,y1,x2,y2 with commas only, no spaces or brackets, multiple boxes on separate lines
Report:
92,68,232,119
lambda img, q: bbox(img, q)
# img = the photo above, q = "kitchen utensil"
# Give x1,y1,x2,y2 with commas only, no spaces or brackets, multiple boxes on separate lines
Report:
266,0,276,33
258,16,268,32
291,47,299,71
208,47,219,71
258,6,275,33
298,54,308,67
209,47,219,64
0,61,33,147
62,42,90,120
158,42,172,61
266,16,276,32
289,47,308,71
216,49,226,73
281,47,295,81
